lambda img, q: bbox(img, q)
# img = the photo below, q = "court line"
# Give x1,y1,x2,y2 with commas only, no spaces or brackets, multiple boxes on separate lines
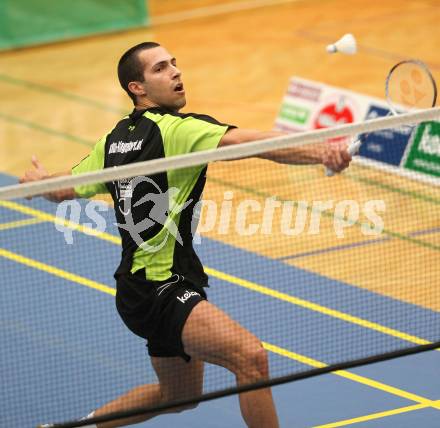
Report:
0,200,120,245
0,112,94,148
0,217,44,231
1,245,439,420
0,73,126,114
1,75,438,207
347,170,440,206
0,247,115,296
208,176,440,252
314,402,434,427
0,73,274,115
266,342,440,408
278,227,440,260
0,199,436,348
150,0,302,26
204,266,432,346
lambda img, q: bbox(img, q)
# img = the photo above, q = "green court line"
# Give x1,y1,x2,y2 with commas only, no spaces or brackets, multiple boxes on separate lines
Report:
0,112,94,148
0,73,127,115
208,176,440,252
0,70,437,207
347,170,440,206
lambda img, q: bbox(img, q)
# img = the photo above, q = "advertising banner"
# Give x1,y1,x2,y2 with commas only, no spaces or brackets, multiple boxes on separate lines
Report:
276,77,439,184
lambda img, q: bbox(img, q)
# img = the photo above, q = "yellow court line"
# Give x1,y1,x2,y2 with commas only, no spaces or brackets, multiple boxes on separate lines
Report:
0,217,44,231
0,200,121,244
314,400,440,427
333,372,440,408
0,247,115,296
204,267,431,346
0,199,434,349
1,245,438,417
263,342,439,408
314,403,427,427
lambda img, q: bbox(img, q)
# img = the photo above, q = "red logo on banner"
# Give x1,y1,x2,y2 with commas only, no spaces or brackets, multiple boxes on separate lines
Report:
313,96,355,130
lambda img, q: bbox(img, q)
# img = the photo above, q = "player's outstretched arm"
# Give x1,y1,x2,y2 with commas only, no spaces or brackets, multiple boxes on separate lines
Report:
19,155,76,202
219,128,352,173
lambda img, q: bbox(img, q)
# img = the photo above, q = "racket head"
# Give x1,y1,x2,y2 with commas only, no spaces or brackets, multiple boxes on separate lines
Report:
385,59,437,114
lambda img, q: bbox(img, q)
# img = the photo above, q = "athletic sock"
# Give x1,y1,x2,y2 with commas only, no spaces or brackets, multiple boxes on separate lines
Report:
80,410,97,428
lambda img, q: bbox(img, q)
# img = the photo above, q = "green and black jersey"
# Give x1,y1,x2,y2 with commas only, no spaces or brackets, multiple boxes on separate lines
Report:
72,107,235,284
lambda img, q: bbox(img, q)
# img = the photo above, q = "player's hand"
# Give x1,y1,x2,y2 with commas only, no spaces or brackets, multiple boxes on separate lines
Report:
19,156,50,199
321,141,352,173
19,155,49,184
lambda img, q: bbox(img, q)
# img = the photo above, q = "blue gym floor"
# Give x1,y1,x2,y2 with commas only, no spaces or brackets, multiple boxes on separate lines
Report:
1,172,439,428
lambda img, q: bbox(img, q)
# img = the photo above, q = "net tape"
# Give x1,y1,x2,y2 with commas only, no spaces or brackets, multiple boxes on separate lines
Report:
1,107,439,201
42,342,440,428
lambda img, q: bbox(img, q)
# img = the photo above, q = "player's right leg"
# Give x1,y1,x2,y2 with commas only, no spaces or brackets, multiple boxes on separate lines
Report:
182,300,279,428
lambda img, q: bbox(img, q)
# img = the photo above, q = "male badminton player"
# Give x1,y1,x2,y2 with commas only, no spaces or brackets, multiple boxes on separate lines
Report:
21,42,351,428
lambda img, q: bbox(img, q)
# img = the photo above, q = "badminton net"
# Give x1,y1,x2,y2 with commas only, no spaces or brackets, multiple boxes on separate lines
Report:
1,108,439,428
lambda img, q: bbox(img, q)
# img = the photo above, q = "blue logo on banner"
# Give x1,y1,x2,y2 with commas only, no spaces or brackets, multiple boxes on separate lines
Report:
359,105,413,166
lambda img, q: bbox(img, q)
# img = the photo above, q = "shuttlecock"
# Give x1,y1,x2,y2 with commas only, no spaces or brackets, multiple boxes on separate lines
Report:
326,33,357,55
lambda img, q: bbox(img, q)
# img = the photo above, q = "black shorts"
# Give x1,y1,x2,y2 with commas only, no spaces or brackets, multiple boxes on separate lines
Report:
115,270,207,361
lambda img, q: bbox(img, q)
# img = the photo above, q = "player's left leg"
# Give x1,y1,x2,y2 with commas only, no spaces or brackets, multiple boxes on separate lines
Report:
92,356,204,428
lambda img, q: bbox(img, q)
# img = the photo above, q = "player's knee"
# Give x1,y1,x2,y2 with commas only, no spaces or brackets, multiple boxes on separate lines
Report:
237,342,269,382
251,343,269,378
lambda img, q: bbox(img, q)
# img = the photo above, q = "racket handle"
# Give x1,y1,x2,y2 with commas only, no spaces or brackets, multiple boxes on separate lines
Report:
325,139,362,177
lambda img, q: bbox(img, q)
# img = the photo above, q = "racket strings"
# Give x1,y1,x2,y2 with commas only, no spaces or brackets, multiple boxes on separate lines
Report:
386,60,437,112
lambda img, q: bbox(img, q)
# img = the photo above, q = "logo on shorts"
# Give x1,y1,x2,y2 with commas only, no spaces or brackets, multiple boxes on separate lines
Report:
177,290,200,304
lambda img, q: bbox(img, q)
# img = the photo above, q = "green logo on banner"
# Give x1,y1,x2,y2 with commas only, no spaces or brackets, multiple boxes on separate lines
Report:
404,121,440,178
279,103,310,125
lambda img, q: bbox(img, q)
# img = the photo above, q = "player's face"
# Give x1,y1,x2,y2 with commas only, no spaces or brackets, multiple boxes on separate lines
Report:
137,46,186,111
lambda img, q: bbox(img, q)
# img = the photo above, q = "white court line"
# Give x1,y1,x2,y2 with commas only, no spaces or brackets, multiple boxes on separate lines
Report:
150,0,301,26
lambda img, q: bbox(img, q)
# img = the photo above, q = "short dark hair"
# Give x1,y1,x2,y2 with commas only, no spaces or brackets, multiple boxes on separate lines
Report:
117,41,160,104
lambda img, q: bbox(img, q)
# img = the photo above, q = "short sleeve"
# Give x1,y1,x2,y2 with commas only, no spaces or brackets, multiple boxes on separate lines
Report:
163,115,233,157
71,135,108,198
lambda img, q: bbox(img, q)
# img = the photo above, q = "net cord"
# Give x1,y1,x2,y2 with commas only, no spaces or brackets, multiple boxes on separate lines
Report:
1,107,439,201
42,341,440,428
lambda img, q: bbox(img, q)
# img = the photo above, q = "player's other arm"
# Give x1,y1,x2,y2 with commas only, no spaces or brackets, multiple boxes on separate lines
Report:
19,155,76,202
219,128,351,173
